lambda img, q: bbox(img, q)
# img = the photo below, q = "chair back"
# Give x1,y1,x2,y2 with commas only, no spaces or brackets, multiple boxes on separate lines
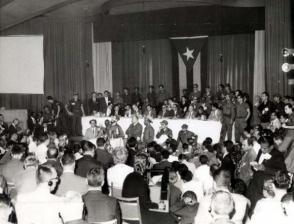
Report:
116,197,142,224
110,183,122,198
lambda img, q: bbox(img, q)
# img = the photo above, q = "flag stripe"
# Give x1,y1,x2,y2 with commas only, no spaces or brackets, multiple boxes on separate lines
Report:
178,53,187,96
193,52,201,90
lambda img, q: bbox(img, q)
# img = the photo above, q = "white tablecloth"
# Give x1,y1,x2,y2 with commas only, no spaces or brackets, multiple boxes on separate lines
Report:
82,117,221,144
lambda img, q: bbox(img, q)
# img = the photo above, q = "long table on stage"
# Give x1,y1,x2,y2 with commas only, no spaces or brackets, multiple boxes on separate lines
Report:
82,117,221,144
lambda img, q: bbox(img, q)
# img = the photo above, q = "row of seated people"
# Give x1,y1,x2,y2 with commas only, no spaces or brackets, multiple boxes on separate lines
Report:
0,116,294,224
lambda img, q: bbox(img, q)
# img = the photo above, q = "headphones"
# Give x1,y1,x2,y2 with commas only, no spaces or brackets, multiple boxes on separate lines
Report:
48,180,53,187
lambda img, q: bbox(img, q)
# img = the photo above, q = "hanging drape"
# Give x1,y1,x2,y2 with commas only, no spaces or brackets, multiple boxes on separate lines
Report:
206,34,255,97
112,39,173,96
265,0,292,95
92,40,113,94
0,17,93,112
253,30,266,97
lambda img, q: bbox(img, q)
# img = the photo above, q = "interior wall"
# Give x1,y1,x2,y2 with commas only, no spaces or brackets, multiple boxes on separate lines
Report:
0,17,93,112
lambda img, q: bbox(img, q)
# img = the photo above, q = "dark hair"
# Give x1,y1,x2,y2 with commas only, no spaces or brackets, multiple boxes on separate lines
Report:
180,170,193,182
178,154,188,161
285,103,293,110
82,141,96,152
224,140,234,153
61,151,75,166
213,168,231,188
46,96,53,101
232,179,247,196
199,155,209,165
161,150,170,159
96,137,106,147
258,136,274,146
262,91,269,98
36,165,55,184
87,166,104,187
273,171,290,189
11,144,24,155
127,137,137,148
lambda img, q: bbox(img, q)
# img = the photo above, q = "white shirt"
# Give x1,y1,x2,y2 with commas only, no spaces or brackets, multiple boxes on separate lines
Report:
182,160,196,176
16,185,65,224
195,189,250,224
194,164,213,194
250,198,287,224
168,155,178,163
107,163,133,189
35,143,48,164
182,180,204,201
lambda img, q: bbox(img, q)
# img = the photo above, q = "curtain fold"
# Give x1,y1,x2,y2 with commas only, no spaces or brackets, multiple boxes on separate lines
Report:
112,39,173,96
206,34,255,97
265,0,292,95
253,30,266,97
92,41,113,93
0,17,93,111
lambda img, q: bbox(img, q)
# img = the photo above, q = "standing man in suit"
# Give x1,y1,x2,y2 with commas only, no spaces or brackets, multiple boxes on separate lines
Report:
146,85,157,108
56,152,88,196
82,166,121,223
99,90,112,116
75,141,100,178
65,93,85,136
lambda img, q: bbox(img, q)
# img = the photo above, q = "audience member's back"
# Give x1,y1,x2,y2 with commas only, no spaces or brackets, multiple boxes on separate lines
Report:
75,141,99,178
95,138,114,169
56,152,87,196
82,166,120,223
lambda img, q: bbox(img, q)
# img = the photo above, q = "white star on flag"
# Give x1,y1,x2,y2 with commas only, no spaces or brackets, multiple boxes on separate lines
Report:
183,47,194,61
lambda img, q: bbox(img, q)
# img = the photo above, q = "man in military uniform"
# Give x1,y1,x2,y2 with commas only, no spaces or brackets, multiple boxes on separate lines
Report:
156,120,173,139
234,94,250,142
65,93,85,136
220,95,236,142
177,124,196,146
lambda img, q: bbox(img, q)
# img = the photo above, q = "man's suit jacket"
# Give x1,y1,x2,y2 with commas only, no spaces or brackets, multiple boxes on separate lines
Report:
95,148,114,169
99,97,113,114
75,155,100,178
8,124,17,137
56,171,88,196
221,154,236,176
82,190,121,223
85,127,104,139
255,148,287,173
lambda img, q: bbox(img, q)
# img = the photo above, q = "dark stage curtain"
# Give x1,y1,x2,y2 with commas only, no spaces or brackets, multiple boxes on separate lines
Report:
205,34,255,97
112,39,174,97
0,18,93,112
265,0,293,96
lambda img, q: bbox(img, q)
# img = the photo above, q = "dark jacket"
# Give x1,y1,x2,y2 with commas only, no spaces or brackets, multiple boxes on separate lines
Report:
82,190,121,223
75,155,100,178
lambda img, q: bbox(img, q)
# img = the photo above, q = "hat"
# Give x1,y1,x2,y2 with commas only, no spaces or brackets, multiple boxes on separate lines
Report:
160,120,168,125
182,124,188,129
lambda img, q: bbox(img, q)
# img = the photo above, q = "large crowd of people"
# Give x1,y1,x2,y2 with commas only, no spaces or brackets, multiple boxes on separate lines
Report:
0,83,294,224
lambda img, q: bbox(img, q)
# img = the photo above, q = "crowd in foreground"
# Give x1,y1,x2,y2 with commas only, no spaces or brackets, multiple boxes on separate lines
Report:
0,83,294,224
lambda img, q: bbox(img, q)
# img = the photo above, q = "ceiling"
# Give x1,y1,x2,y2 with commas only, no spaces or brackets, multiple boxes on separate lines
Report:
0,0,265,31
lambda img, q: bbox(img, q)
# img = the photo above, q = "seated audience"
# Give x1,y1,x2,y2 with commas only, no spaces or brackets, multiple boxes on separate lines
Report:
0,144,25,184
75,141,100,178
43,146,63,176
152,150,171,170
82,167,120,223
250,171,290,224
195,168,250,224
95,138,114,169
107,146,133,190
56,151,88,196
13,154,38,195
